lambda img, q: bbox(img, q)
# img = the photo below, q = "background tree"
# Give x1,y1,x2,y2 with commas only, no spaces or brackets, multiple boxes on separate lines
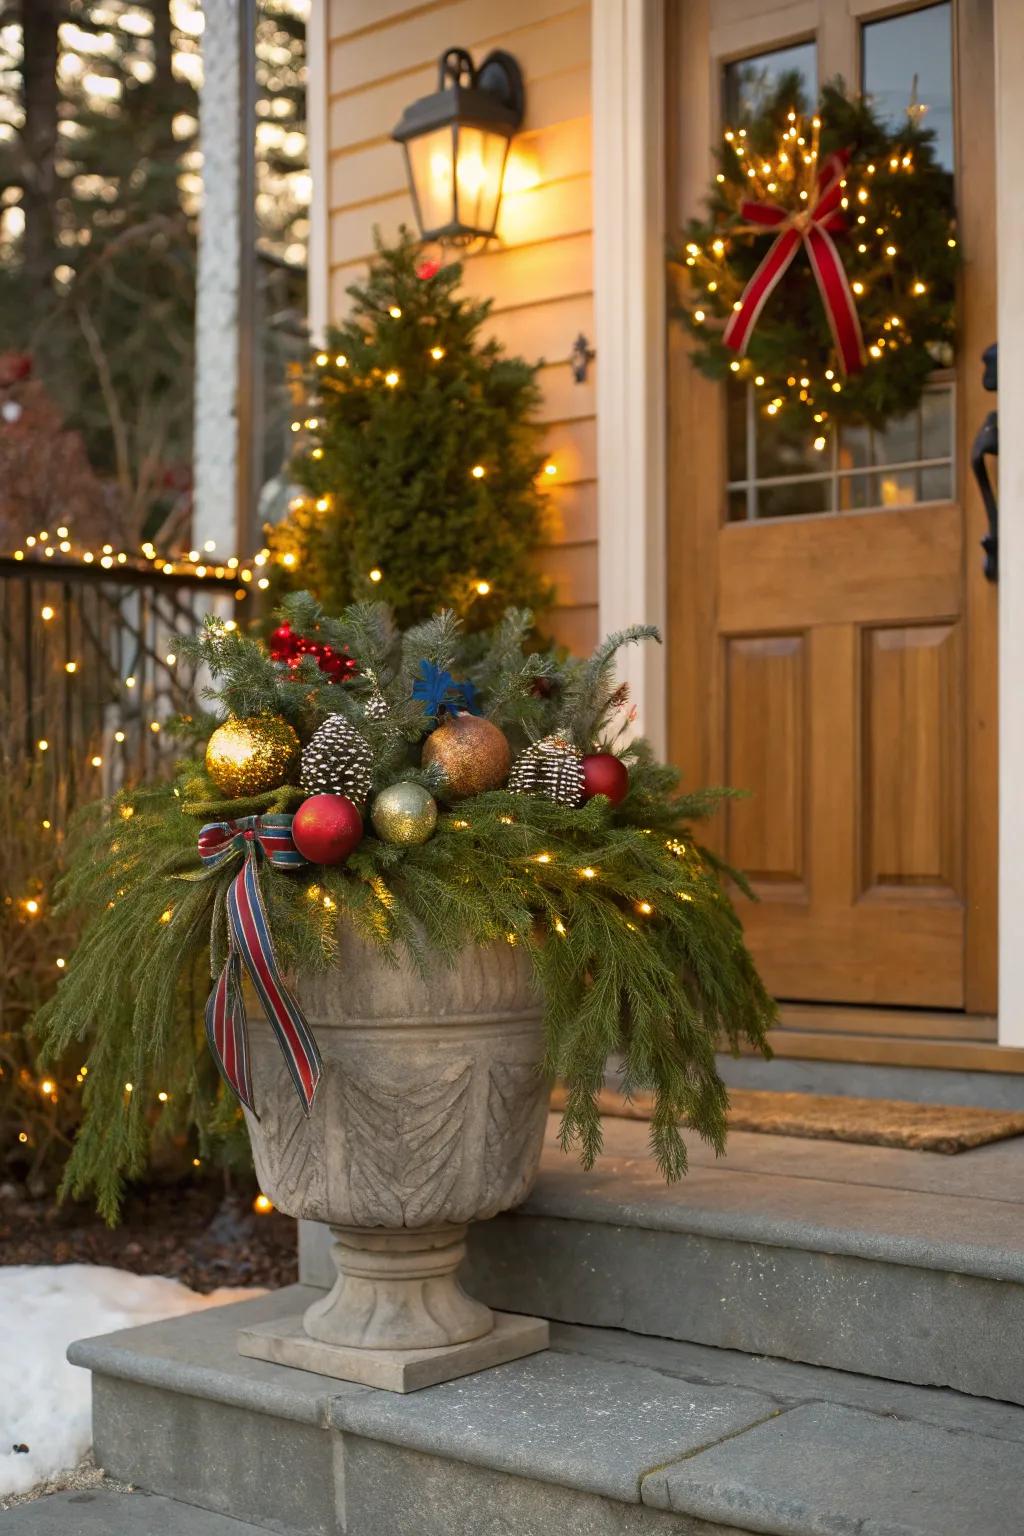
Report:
270,232,554,631
0,0,309,548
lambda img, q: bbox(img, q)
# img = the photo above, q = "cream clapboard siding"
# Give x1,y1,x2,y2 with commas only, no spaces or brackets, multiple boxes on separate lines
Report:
324,0,597,652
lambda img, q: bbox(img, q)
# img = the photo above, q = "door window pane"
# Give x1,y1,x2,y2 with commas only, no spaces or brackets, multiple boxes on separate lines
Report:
758,481,830,520
719,23,955,523
723,41,817,124
727,384,954,521
861,2,953,173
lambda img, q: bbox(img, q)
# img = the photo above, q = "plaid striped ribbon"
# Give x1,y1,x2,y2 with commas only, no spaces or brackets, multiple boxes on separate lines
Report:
198,815,322,1116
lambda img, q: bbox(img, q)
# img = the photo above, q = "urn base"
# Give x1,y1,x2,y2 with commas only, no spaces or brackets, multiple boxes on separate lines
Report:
303,1223,491,1351
237,1306,549,1394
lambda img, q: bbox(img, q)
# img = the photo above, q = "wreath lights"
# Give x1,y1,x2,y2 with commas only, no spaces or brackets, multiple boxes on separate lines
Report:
671,80,959,444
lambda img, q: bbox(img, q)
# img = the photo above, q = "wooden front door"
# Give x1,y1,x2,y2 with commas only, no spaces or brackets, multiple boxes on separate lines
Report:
667,0,997,1011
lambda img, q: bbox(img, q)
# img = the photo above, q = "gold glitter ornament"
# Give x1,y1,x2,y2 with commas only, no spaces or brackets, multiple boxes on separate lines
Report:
370,781,438,845
421,712,511,799
205,714,301,798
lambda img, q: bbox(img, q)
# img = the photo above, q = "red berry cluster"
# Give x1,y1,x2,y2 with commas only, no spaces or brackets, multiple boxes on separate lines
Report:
269,622,357,684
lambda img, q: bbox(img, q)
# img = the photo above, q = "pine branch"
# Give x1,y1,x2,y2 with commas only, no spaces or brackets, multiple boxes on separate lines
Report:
559,625,662,747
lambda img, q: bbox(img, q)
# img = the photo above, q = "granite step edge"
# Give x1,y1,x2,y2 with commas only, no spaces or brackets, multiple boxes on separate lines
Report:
67,1285,358,1428
639,1401,1024,1536
509,1187,1024,1285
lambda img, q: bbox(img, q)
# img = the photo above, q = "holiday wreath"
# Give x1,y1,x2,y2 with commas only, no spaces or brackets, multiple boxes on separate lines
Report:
670,78,958,439
36,594,774,1218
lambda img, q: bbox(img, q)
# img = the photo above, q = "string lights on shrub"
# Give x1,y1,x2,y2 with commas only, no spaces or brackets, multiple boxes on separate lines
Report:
671,79,958,442
269,232,555,628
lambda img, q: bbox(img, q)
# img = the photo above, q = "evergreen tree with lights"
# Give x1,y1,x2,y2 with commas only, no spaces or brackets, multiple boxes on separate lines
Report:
269,230,553,630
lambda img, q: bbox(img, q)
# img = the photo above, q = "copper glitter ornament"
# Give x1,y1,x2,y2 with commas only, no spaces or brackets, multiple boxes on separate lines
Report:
205,714,300,798
421,712,511,800
371,781,438,844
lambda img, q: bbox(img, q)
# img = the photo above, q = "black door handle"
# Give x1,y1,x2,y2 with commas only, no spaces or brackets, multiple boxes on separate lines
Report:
972,343,998,582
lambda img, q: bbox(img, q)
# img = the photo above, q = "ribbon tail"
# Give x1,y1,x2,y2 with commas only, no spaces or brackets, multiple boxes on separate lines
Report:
723,227,802,356
205,947,257,1114
806,224,865,376
228,857,323,1115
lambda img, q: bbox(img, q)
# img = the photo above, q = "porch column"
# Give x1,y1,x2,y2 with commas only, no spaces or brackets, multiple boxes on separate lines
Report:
306,0,330,341
591,0,667,754
996,0,1024,1045
193,0,256,555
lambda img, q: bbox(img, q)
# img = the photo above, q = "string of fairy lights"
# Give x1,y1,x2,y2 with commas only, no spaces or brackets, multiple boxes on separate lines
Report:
12,1042,275,1210
9,528,253,791
680,108,957,443
9,523,275,592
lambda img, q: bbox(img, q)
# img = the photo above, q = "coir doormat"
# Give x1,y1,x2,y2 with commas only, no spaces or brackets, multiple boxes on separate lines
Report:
550,1086,1024,1154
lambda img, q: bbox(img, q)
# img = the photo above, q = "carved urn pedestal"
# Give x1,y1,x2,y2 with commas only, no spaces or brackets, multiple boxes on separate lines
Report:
236,929,551,1392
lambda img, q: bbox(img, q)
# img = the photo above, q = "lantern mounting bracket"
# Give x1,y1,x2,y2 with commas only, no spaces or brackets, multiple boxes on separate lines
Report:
438,48,525,122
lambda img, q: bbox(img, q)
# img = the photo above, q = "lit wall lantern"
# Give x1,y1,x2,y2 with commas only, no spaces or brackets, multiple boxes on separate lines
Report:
392,48,525,246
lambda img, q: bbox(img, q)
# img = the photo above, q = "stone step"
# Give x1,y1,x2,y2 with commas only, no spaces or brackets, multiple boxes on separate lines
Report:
0,1489,268,1536
303,1113,1024,1404
718,1047,1024,1108
68,1289,1024,1536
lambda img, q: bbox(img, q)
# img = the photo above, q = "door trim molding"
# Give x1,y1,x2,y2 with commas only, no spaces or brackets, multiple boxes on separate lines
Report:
591,0,667,753
996,0,1022,1045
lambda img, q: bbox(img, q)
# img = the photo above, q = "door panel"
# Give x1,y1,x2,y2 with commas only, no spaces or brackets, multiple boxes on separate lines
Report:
666,0,997,1010
724,635,808,889
861,623,963,899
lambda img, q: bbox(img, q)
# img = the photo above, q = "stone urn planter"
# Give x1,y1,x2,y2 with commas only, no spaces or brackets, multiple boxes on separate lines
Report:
236,927,551,1391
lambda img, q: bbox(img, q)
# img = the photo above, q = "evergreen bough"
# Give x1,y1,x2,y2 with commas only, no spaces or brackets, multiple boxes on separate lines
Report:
269,229,552,629
35,594,774,1220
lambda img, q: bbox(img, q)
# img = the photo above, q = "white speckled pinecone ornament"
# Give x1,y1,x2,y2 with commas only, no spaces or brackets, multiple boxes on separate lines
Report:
300,714,374,804
507,734,585,807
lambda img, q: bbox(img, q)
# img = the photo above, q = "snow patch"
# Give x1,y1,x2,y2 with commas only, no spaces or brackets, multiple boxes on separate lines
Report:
0,1264,261,1499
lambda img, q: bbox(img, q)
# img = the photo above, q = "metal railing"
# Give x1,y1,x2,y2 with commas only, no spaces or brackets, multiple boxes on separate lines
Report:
0,556,241,817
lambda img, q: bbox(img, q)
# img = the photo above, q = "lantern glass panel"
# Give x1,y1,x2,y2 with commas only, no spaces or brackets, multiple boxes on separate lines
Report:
407,125,457,237
454,124,509,235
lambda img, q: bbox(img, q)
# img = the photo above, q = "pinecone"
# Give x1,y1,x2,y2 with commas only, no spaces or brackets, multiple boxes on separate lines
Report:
507,734,585,807
363,690,389,721
300,714,374,803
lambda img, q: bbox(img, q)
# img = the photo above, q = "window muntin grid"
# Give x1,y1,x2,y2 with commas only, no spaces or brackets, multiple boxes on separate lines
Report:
726,379,955,521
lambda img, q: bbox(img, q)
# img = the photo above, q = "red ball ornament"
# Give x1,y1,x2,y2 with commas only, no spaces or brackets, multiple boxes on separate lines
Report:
580,753,629,807
291,793,364,865
269,622,300,663
270,621,357,683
